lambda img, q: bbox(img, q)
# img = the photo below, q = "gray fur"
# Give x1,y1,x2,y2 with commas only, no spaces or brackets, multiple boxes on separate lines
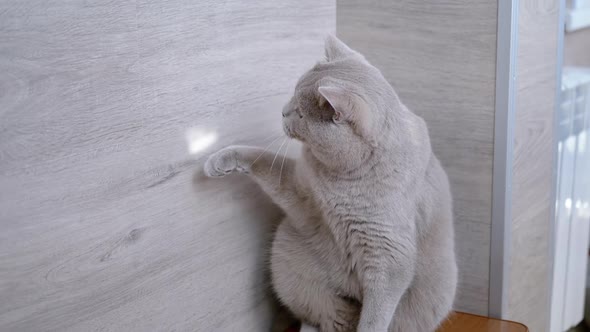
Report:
204,35,457,332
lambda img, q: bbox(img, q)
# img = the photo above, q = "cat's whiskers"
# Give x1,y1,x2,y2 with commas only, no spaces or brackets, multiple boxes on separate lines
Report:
278,139,291,188
270,137,287,174
250,135,283,168
259,132,281,143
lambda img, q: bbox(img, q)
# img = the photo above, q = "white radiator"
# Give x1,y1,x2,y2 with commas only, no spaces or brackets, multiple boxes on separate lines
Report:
551,67,590,332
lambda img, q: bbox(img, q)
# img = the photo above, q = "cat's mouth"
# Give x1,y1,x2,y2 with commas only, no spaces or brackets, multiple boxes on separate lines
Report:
284,126,302,142
283,124,295,139
283,122,305,142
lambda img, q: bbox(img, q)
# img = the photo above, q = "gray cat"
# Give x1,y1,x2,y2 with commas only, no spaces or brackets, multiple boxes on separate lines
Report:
204,35,457,332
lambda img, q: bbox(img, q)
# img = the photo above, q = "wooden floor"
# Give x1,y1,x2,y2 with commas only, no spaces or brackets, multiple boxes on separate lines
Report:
438,312,528,332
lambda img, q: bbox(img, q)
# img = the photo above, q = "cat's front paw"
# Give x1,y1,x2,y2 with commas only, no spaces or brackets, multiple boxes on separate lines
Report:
204,147,239,178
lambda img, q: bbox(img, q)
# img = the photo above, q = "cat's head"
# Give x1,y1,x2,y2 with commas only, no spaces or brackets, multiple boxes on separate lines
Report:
282,35,400,170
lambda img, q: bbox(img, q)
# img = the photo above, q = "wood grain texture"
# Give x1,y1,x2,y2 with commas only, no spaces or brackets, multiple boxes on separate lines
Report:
337,0,497,315
0,0,334,330
507,1,559,331
437,312,528,332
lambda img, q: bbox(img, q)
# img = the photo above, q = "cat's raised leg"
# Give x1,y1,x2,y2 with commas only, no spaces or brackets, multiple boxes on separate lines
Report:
204,145,302,215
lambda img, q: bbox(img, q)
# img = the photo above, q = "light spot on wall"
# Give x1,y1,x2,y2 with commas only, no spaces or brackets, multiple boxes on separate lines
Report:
185,128,218,155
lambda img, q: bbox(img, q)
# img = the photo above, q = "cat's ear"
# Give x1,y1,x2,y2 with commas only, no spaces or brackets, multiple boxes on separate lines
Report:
317,85,349,123
318,83,375,144
318,84,367,124
324,34,355,61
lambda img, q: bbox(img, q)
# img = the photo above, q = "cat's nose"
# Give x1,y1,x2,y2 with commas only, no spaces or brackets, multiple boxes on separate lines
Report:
282,112,286,118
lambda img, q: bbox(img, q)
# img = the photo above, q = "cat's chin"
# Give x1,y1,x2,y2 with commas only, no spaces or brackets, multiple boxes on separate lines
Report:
285,132,303,142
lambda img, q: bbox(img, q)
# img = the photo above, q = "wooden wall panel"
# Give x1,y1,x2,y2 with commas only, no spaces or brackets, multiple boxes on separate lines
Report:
0,1,334,330
507,1,559,331
337,0,498,315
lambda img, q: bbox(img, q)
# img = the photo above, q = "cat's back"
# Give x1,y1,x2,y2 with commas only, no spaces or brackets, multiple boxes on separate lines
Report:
414,152,455,260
